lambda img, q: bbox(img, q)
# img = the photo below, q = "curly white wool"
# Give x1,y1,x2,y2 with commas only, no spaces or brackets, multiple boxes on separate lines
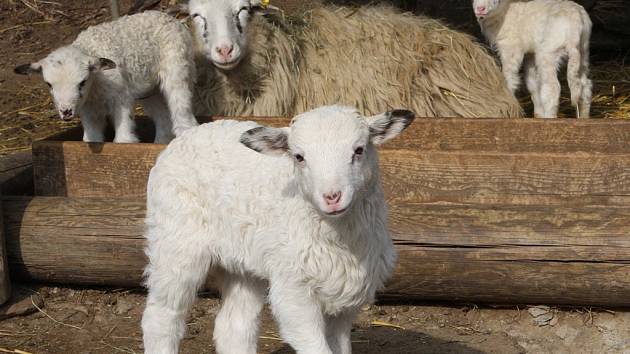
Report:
141,105,414,354
474,0,593,118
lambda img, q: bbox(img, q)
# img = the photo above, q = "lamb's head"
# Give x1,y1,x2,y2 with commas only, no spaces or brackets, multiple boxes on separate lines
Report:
187,0,266,70
241,105,415,218
472,0,501,19
14,46,115,121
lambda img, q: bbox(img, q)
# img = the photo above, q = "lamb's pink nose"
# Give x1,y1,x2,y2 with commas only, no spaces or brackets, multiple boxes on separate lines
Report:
475,6,486,15
215,45,234,60
323,191,342,205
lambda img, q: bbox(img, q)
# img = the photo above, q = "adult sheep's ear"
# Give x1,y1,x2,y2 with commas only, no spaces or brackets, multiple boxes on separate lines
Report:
240,126,289,155
366,109,415,145
14,62,42,75
89,58,116,71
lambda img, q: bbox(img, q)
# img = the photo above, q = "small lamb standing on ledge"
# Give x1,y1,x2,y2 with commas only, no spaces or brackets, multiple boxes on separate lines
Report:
473,0,592,118
14,11,198,143
141,105,414,354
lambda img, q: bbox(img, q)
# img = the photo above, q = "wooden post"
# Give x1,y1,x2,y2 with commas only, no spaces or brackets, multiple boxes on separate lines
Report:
0,195,10,305
110,0,120,19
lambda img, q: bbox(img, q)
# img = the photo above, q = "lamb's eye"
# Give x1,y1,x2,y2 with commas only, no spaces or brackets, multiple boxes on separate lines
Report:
78,80,86,89
45,81,51,88
294,154,304,163
354,147,364,156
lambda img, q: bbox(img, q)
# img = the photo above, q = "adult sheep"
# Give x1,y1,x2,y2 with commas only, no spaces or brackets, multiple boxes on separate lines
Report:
188,0,523,118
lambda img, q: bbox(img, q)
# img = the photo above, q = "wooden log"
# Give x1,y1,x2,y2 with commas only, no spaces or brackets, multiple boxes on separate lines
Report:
0,195,11,305
33,117,630,202
4,196,630,306
0,151,33,196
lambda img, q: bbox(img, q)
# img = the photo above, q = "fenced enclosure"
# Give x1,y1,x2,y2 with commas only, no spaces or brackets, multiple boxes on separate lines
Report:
3,116,630,307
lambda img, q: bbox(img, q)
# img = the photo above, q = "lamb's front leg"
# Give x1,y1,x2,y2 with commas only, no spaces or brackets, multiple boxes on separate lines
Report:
269,284,332,354
111,99,139,143
499,48,525,94
326,310,357,354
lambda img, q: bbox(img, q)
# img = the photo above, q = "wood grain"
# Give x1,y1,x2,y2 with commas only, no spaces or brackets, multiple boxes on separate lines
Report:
5,196,630,306
0,151,33,196
34,139,630,206
42,116,630,153
0,196,11,304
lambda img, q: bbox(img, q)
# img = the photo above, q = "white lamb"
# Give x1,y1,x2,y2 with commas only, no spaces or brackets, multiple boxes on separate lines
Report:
141,105,414,354
473,0,593,118
14,11,198,143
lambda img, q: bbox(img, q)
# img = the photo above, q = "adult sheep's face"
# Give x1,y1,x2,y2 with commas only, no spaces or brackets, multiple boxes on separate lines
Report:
472,0,500,19
241,106,415,218
188,0,265,70
14,46,116,121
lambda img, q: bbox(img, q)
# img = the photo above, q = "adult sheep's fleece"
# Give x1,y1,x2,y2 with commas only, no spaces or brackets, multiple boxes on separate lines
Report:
193,5,523,118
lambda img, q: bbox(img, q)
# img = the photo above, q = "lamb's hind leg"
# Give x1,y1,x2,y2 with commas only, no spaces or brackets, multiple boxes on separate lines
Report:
159,37,198,136
142,227,213,354
111,98,139,143
213,271,266,354
140,94,175,143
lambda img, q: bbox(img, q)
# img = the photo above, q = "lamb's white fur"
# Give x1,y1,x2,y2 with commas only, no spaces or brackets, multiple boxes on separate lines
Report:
141,105,413,354
473,0,593,118
14,11,198,143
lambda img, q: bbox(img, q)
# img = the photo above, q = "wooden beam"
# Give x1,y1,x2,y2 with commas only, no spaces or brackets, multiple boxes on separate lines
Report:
4,196,630,306
0,151,33,196
0,196,11,305
33,140,630,206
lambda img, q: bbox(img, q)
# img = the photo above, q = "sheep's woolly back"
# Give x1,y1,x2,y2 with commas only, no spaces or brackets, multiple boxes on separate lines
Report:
74,11,195,96
194,5,522,118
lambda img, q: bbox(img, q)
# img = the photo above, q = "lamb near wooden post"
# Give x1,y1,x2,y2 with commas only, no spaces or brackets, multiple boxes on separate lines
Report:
141,105,412,354
473,0,593,118
187,0,523,118
14,11,198,143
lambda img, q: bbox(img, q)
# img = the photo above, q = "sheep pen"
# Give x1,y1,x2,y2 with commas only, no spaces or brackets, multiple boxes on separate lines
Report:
192,4,524,118
3,1,630,354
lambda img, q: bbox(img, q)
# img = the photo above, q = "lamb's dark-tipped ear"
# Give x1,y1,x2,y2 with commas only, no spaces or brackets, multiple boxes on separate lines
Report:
14,63,42,75
240,126,289,155
366,109,415,145
89,58,116,71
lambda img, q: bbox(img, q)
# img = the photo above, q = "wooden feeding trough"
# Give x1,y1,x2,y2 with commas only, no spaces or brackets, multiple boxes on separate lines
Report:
3,117,630,306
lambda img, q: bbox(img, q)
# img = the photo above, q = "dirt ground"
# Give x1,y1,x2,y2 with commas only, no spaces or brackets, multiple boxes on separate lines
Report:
2,284,630,354
2,1,630,353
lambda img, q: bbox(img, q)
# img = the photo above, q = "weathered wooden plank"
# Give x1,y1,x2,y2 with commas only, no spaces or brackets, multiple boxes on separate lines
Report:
35,139,630,205
0,196,11,305
5,196,630,306
380,150,630,206
0,151,33,196
41,117,630,154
